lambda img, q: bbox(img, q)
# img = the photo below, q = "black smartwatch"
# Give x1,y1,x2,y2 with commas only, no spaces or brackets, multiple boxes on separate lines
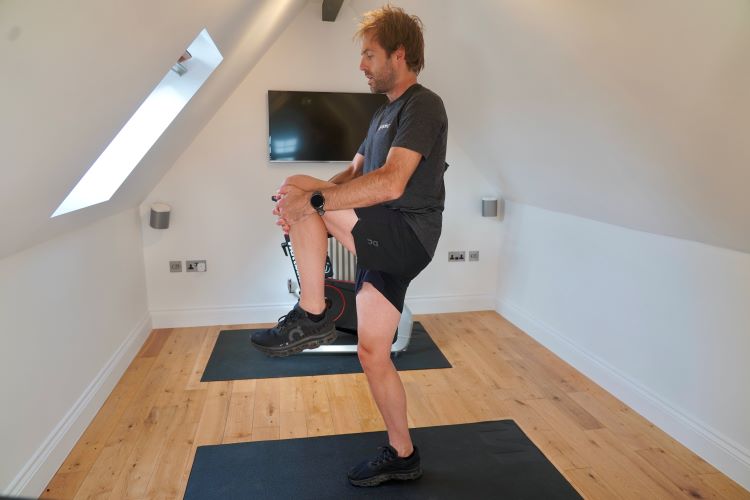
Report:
310,191,326,216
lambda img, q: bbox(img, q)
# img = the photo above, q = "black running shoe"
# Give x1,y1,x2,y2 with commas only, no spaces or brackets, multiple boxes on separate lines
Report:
348,445,422,487
250,302,337,357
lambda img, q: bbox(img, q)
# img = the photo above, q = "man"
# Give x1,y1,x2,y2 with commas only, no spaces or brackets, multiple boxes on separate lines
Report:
251,5,447,487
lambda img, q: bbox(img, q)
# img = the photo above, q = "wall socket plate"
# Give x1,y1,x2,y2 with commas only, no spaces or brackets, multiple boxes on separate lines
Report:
186,260,207,272
469,251,479,262
169,261,182,272
448,251,465,262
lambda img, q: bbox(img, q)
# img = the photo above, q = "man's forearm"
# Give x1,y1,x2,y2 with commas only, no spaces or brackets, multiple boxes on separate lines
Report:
322,147,421,211
322,168,399,211
328,164,361,185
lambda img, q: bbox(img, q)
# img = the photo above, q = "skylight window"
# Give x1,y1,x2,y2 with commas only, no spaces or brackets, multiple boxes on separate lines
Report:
52,29,223,217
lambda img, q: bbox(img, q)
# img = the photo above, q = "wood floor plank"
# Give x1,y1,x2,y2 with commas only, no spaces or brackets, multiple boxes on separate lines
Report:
568,389,660,452
494,398,554,433
636,447,726,499
222,379,256,444
280,410,308,439
107,404,179,499
452,330,517,390
193,381,232,447
349,373,384,432
524,426,589,471
41,355,156,499
326,375,363,435
591,427,703,498
175,380,233,497
570,388,718,476
447,372,500,421
145,389,208,498
279,377,305,413
184,326,221,391
72,330,195,498
43,312,748,499
401,372,441,428
563,467,624,500
279,377,308,439
301,376,335,437
528,398,676,499
138,329,173,358
252,378,281,438
698,472,750,499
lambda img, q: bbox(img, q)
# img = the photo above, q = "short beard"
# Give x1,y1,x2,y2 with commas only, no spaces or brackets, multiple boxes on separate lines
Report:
369,62,396,94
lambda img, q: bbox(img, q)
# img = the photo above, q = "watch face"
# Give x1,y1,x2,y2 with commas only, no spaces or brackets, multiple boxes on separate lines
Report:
311,193,325,209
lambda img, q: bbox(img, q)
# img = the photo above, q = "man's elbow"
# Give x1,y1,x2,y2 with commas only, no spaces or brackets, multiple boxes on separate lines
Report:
376,168,406,202
384,182,405,202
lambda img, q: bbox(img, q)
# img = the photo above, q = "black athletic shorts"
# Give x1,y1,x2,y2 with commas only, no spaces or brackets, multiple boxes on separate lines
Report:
351,205,431,313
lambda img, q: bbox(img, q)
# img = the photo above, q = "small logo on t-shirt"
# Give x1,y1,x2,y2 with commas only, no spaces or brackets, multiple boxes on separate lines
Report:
377,123,390,131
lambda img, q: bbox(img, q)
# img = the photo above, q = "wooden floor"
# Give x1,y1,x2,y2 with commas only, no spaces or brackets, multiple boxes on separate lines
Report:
42,311,748,499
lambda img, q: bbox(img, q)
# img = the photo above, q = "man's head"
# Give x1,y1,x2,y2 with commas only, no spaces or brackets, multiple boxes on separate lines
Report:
356,5,424,95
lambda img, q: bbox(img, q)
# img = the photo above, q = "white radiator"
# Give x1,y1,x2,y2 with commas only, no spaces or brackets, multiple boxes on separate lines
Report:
328,239,357,281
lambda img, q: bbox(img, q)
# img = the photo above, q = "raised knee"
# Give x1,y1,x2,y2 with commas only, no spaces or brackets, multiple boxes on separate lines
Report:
283,174,309,188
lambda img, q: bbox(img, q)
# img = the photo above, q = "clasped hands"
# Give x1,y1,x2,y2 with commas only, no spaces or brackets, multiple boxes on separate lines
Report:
272,182,316,234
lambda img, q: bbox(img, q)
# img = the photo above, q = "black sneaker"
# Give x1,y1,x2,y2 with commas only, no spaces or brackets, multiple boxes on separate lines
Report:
348,445,422,487
250,302,337,357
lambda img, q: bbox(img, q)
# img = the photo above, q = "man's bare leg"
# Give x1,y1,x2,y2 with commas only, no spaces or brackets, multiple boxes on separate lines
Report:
356,283,413,457
252,175,360,356
282,175,358,315
282,175,411,454
280,174,413,454
287,215,328,315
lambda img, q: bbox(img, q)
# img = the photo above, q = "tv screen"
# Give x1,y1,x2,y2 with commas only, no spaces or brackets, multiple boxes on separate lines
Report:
268,90,388,162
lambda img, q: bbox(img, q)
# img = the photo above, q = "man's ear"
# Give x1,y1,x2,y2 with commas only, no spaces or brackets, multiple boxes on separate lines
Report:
393,44,406,62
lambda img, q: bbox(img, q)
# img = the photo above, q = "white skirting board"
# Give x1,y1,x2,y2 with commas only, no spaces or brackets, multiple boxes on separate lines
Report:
496,298,750,491
150,302,298,329
5,313,153,498
150,294,498,328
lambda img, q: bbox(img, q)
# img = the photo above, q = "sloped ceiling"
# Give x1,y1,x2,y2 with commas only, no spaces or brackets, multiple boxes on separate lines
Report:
2,0,749,258
0,0,306,259
353,0,750,252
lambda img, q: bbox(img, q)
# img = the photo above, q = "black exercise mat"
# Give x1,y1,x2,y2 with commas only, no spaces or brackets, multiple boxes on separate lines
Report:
200,322,451,381
185,419,581,499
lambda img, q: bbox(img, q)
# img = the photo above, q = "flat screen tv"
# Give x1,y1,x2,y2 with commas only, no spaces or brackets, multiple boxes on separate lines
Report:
268,90,388,162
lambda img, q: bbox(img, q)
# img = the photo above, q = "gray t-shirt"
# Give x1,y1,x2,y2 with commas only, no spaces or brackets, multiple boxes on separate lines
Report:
357,84,448,258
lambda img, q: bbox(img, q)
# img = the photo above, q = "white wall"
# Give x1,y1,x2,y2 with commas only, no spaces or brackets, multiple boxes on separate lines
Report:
0,208,151,497
402,0,750,253
496,201,750,490
0,0,305,260
142,1,501,328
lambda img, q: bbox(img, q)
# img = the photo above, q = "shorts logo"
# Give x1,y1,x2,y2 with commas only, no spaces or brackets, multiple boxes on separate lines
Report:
377,123,390,131
367,238,379,247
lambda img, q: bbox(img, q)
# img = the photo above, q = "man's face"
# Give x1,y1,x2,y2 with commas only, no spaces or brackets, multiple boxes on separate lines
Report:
359,31,396,94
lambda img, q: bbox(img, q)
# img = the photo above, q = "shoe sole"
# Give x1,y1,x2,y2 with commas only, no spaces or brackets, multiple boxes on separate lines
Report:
251,326,338,357
349,468,423,487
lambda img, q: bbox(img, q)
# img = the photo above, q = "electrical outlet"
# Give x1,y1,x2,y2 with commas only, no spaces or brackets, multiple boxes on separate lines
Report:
469,251,479,262
186,260,207,272
448,251,465,262
169,261,182,272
